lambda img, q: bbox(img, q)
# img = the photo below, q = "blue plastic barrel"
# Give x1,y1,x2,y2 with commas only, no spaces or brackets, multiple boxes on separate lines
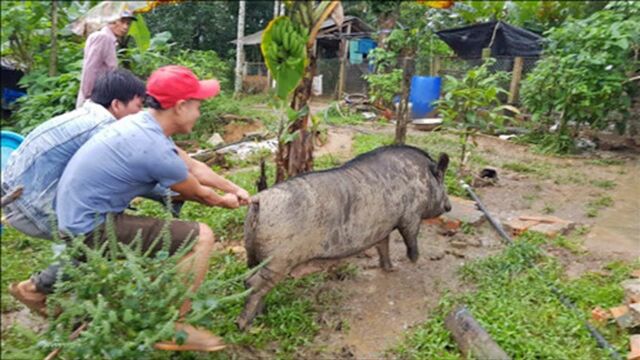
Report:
1,130,24,171
409,76,441,119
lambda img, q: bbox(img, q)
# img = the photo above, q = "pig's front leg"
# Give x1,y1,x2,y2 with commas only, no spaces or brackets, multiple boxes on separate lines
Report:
398,219,421,263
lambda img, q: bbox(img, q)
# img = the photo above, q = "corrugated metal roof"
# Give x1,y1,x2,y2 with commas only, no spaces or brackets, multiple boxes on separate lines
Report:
232,16,373,45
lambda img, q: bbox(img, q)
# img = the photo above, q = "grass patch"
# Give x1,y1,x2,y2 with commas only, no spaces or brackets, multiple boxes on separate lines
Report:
502,161,553,178
586,195,614,218
552,235,585,254
586,159,625,166
543,203,556,214
391,232,636,359
0,227,53,312
352,133,394,156
314,154,343,170
590,179,616,190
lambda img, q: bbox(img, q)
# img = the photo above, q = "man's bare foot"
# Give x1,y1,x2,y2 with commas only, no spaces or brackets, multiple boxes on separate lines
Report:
154,323,226,352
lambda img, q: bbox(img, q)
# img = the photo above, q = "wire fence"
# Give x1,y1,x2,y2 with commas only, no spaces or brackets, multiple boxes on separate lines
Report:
242,58,371,98
242,55,542,104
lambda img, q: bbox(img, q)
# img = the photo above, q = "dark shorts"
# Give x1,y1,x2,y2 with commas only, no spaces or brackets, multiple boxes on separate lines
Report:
70,213,200,256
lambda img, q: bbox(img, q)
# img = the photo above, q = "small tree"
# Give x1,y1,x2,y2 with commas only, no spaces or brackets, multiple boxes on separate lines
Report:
261,1,342,182
436,59,513,176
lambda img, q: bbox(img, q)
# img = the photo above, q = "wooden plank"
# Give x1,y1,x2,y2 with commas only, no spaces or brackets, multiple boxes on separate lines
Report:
1,186,23,207
444,306,511,360
508,57,524,104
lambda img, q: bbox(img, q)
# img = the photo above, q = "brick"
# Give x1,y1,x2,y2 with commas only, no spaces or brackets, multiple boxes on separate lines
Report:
591,306,612,323
423,216,461,234
503,218,539,237
520,215,575,238
609,305,638,329
631,335,640,353
629,335,640,360
630,303,640,324
528,221,576,238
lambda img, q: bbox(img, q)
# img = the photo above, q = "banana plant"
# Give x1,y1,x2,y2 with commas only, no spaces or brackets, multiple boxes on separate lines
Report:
261,16,308,100
261,0,342,182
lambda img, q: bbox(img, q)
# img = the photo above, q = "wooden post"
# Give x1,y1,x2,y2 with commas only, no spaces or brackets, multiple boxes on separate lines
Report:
508,56,524,104
432,56,441,77
337,23,351,100
395,56,413,145
445,306,511,360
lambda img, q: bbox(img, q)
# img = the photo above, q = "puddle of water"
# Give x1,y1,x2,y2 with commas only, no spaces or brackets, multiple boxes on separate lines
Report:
584,162,640,260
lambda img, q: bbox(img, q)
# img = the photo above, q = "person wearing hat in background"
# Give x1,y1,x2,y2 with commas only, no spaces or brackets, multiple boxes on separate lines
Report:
51,65,249,351
76,9,136,108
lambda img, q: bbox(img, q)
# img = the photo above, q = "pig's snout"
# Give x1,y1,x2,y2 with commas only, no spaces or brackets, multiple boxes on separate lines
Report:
444,198,452,212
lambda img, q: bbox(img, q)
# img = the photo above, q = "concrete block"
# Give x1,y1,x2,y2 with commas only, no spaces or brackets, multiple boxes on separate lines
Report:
622,279,640,304
444,197,485,226
503,215,575,238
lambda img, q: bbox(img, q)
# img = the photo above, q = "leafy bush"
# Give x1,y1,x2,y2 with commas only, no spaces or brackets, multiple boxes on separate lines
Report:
436,59,511,175
364,68,403,108
36,229,251,359
10,71,81,134
521,1,640,152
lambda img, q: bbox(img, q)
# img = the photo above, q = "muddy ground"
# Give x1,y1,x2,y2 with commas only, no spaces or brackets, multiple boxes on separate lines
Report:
3,116,638,359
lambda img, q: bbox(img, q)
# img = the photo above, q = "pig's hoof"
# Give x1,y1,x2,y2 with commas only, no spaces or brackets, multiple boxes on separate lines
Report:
382,265,398,273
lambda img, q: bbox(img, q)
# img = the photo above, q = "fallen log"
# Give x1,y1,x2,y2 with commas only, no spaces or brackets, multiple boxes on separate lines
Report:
444,305,510,360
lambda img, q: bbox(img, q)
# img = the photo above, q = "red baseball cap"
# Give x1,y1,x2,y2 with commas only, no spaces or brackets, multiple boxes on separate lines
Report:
146,65,220,109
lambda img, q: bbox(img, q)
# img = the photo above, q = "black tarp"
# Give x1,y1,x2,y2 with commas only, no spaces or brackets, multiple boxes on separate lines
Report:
436,21,543,59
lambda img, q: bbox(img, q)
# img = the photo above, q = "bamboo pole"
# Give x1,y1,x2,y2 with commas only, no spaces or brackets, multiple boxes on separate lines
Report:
508,56,524,104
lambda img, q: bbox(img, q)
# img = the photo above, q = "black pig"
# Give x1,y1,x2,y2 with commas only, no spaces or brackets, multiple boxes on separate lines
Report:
238,145,451,329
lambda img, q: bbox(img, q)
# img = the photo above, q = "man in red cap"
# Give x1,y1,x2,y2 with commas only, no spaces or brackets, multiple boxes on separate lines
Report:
54,65,250,352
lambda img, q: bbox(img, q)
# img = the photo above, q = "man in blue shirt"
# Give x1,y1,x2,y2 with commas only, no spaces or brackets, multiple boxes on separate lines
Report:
55,65,248,351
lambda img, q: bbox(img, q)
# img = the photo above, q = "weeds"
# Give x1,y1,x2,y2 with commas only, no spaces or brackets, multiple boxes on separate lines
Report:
586,195,614,218
587,159,625,166
502,161,553,178
590,179,616,190
543,203,556,214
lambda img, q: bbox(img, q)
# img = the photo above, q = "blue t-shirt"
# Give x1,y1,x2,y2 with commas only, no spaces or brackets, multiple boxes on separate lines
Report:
1,101,116,236
56,111,188,235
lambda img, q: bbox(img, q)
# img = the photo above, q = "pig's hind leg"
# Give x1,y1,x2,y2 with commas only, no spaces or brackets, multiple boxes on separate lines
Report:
237,264,287,330
376,235,395,272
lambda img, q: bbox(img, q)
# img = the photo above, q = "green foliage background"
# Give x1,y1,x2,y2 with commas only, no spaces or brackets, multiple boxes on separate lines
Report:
521,1,640,153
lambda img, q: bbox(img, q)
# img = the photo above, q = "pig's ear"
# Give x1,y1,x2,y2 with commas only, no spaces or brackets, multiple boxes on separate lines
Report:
436,153,449,181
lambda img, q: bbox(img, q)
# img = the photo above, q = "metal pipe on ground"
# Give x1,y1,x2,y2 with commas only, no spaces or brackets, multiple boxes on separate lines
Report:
460,181,623,360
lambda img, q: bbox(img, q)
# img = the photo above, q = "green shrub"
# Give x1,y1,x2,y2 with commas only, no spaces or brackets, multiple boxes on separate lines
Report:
436,59,511,175
34,228,251,359
521,1,640,153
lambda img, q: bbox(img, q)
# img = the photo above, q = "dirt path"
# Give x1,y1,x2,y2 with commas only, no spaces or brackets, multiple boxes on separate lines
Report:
583,162,640,260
